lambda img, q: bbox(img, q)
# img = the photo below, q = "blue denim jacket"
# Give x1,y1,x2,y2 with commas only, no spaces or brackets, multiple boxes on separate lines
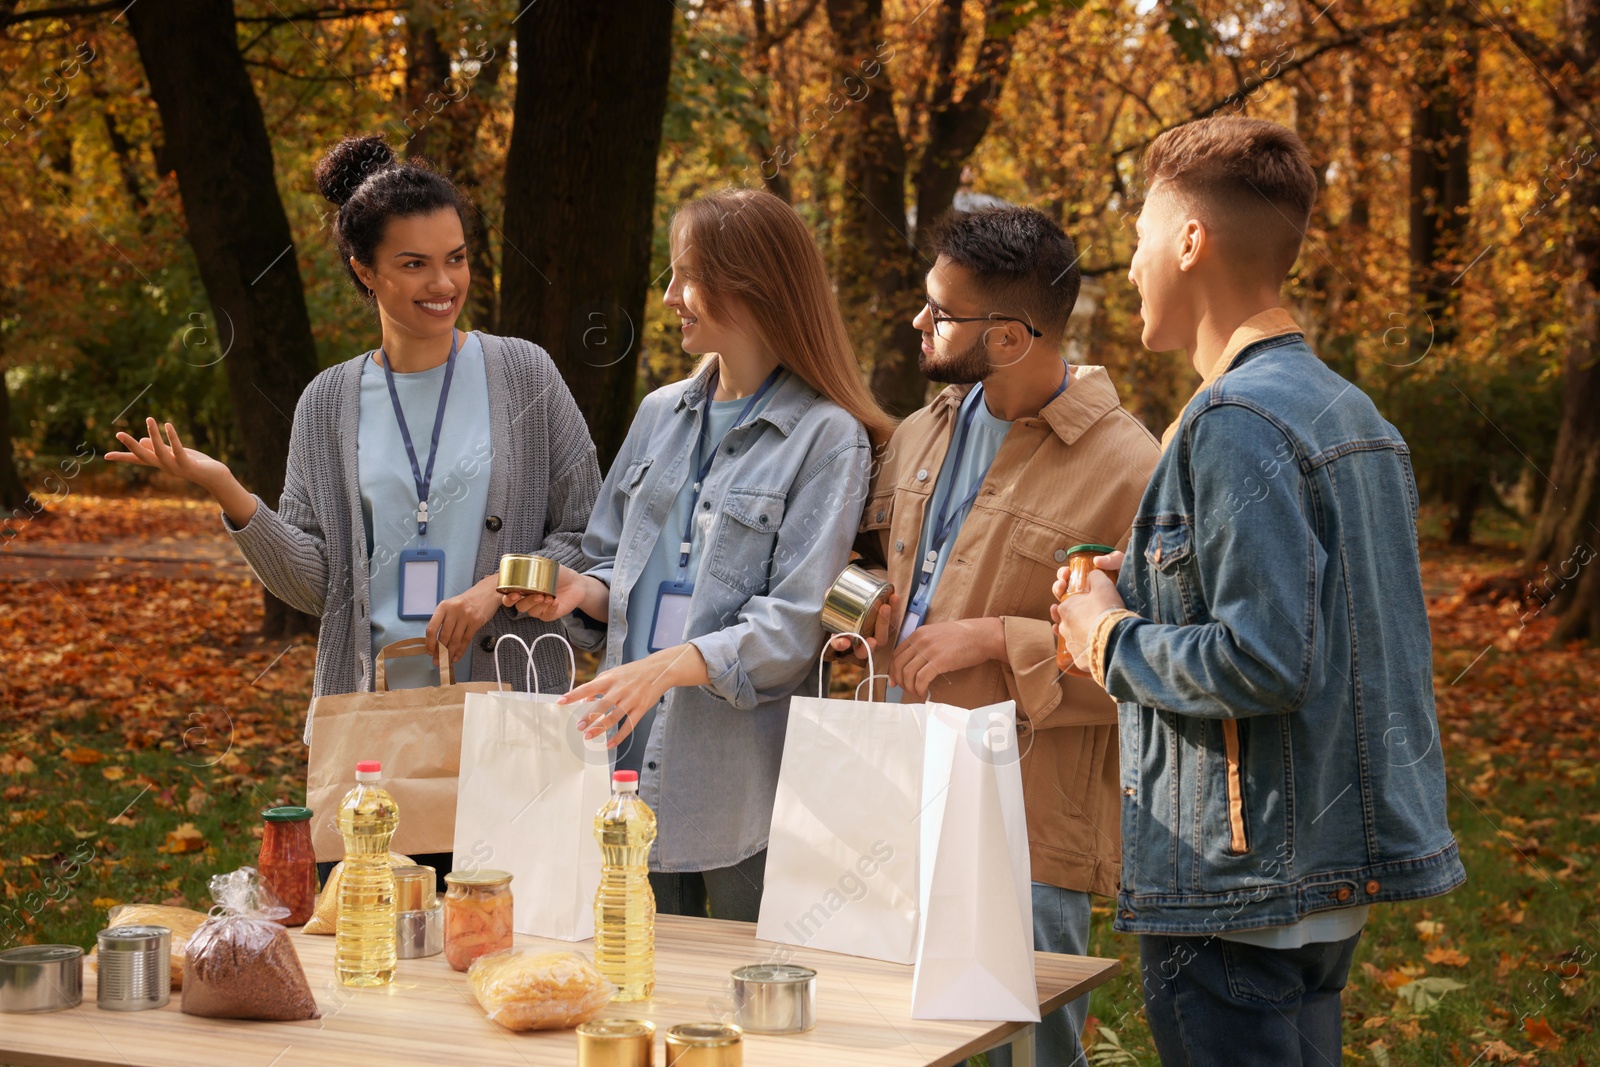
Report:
1102,325,1465,935
565,364,871,872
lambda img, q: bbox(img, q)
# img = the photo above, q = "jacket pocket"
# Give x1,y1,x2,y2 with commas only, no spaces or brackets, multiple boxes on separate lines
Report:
859,489,893,533
1008,520,1084,616
708,486,787,596
1141,516,1198,624
621,458,653,497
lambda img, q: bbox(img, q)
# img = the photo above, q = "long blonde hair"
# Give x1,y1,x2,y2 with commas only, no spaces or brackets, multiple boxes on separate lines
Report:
670,188,897,447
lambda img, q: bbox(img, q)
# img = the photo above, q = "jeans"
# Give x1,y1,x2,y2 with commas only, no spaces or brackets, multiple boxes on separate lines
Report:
984,883,1093,1067
1139,931,1363,1067
649,849,767,923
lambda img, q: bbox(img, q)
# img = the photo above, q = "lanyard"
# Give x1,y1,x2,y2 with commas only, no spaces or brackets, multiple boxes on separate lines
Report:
379,329,459,536
906,363,1070,613
675,366,784,576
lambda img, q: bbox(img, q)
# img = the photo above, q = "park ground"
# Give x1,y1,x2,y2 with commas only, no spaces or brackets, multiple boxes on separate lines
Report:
0,494,1595,1065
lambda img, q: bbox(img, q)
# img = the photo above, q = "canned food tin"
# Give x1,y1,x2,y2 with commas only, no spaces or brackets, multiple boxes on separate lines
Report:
664,1022,742,1067
497,553,559,596
820,565,894,635
392,864,437,912
95,925,170,1011
577,1018,656,1067
731,962,816,1034
0,945,83,1014
396,901,443,959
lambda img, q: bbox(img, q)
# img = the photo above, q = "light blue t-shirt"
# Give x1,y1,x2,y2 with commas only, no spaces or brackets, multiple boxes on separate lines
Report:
888,385,1012,703
358,332,493,690
616,385,777,774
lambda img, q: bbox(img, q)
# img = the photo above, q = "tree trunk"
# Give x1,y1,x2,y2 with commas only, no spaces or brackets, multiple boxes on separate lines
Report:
825,0,1026,418
126,0,318,639
498,2,674,469
0,370,39,515
1523,0,1600,642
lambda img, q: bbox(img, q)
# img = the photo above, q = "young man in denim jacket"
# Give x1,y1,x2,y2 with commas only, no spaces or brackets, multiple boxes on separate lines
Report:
1056,116,1465,1066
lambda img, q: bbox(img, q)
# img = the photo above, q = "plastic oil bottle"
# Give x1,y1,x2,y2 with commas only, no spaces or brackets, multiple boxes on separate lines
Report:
593,769,657,1000
336,759,399,987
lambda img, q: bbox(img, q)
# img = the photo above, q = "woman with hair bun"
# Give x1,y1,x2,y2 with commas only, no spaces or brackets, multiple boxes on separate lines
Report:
110,136,602,879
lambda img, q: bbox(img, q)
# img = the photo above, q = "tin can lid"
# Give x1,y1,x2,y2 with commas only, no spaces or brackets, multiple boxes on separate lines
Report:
262,805,313,822
1066,543,1115,557
666,1022,743,1047
0,945,83,967
444,869,513,887
97,925,170,950
732,963,816,983
577,1019,656,1039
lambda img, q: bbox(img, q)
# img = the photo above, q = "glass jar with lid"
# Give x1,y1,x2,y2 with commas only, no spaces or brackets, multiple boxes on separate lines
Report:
443,869,514,971
257,806,317,925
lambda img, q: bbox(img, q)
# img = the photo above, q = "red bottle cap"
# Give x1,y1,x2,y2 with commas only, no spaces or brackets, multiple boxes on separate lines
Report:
355,760,382,773
612,771,639,784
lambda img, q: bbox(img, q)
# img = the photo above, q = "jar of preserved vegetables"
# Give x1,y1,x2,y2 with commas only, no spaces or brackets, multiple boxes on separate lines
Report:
257,806,317,925
443,870,514,972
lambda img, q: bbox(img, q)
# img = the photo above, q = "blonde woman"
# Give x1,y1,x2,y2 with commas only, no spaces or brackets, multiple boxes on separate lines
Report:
508,188,894,921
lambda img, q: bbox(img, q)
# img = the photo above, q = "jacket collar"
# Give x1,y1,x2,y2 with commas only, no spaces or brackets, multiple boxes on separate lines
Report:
1198,307,1303,383
673,358,819,437
927,364,1123,447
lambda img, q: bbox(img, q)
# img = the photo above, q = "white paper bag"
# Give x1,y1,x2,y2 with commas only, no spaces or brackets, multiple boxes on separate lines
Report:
454,634,611,941
758,639,1038,1021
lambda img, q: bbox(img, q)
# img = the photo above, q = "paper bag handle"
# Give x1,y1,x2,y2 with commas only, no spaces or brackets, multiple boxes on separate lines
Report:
490,632,578,694
816,633,889,702
374,637,453,691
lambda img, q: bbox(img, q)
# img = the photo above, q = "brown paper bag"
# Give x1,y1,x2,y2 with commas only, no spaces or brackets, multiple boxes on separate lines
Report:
306,638,502,862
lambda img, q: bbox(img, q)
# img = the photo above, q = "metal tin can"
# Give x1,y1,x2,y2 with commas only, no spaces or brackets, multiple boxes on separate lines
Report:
577,1018,656,1067
396,901,443,959
0,945,83,1014
664,1022,742,1067
95,925,170,1011
820,564,894,635
497,553,559,596
731,962,816,1034
392,864,437,912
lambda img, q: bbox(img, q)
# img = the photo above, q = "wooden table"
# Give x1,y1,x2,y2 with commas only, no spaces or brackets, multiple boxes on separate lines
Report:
0,915,1119,1067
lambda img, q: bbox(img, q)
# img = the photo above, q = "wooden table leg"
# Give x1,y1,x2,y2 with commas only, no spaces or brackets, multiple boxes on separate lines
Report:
1008,1022,1037,1067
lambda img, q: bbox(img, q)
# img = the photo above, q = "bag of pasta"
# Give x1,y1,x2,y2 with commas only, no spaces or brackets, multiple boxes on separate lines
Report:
468,949,614,1031
302,851,412,935
182,867,320,1021
89,904,209,989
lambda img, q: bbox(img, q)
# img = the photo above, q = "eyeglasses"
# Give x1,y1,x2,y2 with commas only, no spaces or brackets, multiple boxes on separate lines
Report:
924,299,1043,339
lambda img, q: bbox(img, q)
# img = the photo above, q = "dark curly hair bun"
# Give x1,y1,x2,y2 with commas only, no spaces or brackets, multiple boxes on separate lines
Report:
314,134,396,208
314,135,473,297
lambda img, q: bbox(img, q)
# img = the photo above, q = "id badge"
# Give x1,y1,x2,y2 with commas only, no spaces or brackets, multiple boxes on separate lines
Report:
648,580,695,653
898,607,924,643
397,547,446,620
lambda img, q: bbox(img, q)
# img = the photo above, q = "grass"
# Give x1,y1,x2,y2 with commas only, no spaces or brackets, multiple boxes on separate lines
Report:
2,499,1596,1064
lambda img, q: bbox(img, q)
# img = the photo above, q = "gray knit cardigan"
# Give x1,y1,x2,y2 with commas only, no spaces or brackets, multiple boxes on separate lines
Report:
226,331,602,739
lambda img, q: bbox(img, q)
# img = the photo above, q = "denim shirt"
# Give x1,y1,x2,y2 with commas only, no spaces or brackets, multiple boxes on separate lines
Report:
1103,329,1466,935
565,364,872,872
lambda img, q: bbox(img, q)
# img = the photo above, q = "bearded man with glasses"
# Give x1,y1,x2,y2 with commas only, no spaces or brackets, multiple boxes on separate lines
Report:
834,206,1160,1067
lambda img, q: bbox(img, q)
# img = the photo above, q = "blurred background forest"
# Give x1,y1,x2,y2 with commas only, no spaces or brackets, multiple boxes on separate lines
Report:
3,4,1599,1064
0,0,1596,642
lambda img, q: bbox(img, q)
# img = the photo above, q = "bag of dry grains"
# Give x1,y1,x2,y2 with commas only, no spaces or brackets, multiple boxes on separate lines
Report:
182,867,320,1021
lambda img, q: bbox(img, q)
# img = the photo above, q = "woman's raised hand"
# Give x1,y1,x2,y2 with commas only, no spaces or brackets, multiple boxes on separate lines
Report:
108,418,257,526
503,563,594,622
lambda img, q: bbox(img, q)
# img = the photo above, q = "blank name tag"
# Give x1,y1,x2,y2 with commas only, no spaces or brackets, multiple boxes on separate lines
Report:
398,547,446,620
648,581,695,653
898,608,924,643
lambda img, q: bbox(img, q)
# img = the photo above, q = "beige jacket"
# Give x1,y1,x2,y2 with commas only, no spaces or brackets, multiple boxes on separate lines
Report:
854,365,1160,896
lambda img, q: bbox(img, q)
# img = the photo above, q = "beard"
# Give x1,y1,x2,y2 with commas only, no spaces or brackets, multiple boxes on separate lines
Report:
918,333,991,384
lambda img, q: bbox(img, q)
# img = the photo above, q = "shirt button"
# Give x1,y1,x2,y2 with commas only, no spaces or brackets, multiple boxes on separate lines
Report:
1122,786,1136,797
702,501,711,511
758,514,769,525
1054,548,1068,563
894,540,905,553
1365,880,1380,895
725,446,736,455
479,634,494,653
484,515,502,532
916,469,929,482
1336,886,1353,902
875,510,886,522
1120,910,1136,920
647,761,658,770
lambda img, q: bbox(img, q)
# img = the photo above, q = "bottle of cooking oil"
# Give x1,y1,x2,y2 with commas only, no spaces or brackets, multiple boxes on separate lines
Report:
336,759,399,987
593,769,657,1000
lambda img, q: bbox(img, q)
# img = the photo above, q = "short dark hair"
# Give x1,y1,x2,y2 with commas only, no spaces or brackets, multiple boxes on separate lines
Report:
314,135,473,298
925,206,1081,334
1143,116,1318,281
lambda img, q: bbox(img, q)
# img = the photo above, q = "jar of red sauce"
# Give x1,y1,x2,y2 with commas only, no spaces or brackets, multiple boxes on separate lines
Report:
258,806,318,925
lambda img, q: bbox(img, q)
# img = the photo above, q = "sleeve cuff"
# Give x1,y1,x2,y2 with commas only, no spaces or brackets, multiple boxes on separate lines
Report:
1089,608,1141,689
